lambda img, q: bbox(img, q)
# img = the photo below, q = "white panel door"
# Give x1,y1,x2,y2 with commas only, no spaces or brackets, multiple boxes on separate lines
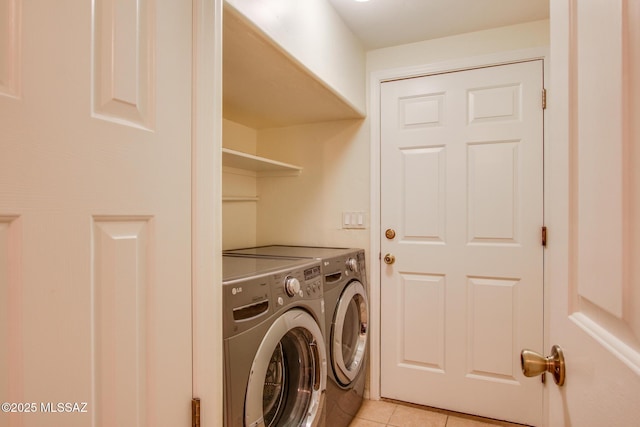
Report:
547,0,640,425
0,1,193,426
380,61,544,426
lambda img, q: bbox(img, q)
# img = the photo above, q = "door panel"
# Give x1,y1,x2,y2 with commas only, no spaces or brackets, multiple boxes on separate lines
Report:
468,141,520,243
93,0,155,129
0,0,20,98
0,1,193,426
401,147,445,241
381,61,544,426
400,273,445,370
548,0,640,425
93,218,154,426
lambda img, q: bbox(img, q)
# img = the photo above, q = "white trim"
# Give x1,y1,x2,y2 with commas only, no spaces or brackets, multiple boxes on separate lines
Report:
191,0,223,426
570,313,640,377
368,47,550,405
541,49,551,427
371,47,548,84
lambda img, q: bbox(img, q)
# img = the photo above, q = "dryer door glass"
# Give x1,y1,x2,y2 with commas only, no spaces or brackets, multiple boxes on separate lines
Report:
245,309,327,427
342,299,361,367
332,280,369,386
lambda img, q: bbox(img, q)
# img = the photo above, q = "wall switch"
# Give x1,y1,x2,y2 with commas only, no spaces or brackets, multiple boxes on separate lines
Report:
342,211,367,229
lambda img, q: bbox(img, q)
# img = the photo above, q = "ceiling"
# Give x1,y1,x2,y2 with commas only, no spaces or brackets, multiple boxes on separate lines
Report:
326,0,549,50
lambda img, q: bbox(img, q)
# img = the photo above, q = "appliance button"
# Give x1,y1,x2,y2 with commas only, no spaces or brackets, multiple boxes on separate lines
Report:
346,257,358,273
284,276,301,297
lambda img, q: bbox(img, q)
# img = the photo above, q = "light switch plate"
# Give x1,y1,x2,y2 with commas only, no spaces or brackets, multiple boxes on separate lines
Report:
342,211,367,229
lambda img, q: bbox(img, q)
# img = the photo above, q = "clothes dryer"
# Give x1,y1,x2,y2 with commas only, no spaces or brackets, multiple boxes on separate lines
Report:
224,246,369,427
223,255,327,427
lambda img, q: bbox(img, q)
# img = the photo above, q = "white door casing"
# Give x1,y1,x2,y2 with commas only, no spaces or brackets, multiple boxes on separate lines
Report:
380,61,544,426
192,0,224,426
0,1,200,426
547,0,640,425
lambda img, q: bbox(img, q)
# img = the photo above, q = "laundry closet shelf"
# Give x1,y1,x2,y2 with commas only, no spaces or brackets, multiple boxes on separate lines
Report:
222,196,260,202
222,148,302,177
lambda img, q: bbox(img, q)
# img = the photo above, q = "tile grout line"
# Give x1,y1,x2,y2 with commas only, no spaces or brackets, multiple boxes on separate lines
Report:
379,403,395,427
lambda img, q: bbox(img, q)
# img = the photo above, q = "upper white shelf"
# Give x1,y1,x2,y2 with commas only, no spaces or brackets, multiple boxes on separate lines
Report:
223,5,364,129
222,148,302,176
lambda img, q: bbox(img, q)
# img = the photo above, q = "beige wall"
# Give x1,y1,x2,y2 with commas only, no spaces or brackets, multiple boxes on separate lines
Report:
367,19,549,73
222,118,370,252
256,119,369,250
222,119,258,249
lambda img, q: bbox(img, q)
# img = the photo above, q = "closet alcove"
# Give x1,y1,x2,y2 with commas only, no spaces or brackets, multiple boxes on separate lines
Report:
222,4,365,249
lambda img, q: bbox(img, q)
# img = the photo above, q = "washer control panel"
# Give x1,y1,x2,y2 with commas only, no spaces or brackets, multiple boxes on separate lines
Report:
274,262,322,307
222,257,323,337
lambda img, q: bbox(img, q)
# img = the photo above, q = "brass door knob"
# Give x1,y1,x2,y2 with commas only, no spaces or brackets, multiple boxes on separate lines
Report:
383,253,395,265
520,345,565,386
385,229,396,239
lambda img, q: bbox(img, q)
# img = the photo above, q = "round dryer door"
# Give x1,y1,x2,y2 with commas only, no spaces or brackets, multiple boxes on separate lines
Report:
332,280,369,386
245,309,327,427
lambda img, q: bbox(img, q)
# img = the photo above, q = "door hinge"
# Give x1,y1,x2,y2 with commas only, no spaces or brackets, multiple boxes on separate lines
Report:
192,398,201,427
541,226,548,247
542,88,547,110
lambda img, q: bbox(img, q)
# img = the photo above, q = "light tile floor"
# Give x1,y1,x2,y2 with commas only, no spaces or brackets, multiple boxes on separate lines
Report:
350,399,530,427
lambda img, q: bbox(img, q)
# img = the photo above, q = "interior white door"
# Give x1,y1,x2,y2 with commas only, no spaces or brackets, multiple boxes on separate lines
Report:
380,61,544,426
547,0,640,425
0,1,193,426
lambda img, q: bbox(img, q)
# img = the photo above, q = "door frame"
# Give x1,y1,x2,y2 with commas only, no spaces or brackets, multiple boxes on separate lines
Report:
192,0,224,426
368,46,549,420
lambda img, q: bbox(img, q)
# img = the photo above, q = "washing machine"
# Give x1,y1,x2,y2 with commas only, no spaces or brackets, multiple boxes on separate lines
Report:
224,246,369,427
223,255,327,427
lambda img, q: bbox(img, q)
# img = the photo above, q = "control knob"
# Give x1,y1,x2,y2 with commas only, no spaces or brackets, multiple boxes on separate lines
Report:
284,276,301,297
346,257,359,273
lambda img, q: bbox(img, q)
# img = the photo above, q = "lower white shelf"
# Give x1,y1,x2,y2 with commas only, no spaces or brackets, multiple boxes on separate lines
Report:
222,148,302,177
222,196,260,202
